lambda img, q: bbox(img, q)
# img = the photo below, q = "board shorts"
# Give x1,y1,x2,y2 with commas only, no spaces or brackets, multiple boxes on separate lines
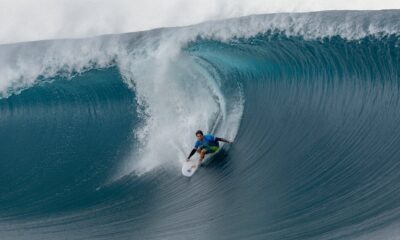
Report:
204,146,219,154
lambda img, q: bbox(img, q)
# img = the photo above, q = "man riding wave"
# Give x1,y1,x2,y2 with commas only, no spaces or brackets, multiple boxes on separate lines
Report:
187,130,232,163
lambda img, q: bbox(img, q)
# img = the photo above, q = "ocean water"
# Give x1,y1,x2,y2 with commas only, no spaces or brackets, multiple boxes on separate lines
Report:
1,10,400,240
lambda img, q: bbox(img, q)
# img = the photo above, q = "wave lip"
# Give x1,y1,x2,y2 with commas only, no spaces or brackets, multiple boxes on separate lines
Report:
1,10,400,98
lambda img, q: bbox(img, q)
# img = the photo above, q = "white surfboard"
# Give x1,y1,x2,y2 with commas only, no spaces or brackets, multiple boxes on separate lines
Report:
181,144,223,177
182,158,200,177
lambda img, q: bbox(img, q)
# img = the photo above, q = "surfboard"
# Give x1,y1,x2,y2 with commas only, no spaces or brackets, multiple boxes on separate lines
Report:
182,158,200,177
181,144,223,177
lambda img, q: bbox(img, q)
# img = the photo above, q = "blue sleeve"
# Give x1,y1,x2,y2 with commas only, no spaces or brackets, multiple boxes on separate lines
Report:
205,134,215,141
194,140,200,149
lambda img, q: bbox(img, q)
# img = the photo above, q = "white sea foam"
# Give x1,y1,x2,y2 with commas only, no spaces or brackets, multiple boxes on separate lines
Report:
1,0,399,44
115,35,243,176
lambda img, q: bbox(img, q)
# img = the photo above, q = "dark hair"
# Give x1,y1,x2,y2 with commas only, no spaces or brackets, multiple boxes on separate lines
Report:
195,130,204,136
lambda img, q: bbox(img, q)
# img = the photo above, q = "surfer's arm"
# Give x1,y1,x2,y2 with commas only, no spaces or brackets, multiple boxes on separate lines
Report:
216,137,232,143
187,148,197,160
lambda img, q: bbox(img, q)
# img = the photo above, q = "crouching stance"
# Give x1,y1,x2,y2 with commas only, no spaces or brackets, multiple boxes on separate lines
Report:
187,130,232,163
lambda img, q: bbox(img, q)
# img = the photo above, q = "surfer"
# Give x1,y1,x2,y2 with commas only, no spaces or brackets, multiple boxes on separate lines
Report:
186,130,232,163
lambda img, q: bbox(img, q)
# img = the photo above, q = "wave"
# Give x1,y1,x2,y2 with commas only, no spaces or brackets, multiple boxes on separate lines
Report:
1,10,400,240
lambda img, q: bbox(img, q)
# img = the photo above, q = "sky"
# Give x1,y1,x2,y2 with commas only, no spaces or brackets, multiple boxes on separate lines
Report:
0,0,399,44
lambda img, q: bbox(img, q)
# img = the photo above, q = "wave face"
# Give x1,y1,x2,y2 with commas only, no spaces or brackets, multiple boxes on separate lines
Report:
1,10,400,240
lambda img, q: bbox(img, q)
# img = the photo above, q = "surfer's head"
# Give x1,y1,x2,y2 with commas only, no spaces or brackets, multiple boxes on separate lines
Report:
195,130,204,141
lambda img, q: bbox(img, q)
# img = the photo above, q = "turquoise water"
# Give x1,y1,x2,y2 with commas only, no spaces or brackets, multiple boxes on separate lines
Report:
1,10,400,240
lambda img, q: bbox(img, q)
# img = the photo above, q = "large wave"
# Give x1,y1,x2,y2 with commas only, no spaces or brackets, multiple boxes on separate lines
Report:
1,10,400,240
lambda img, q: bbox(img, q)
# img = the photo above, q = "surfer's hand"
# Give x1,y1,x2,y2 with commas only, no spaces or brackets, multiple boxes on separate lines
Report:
186,158,190,162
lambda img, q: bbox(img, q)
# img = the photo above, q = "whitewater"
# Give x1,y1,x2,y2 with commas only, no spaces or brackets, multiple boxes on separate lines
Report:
1,10,400,240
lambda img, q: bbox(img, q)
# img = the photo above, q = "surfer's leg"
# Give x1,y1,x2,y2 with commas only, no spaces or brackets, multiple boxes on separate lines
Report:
196,149,202,156
199,149,207,162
